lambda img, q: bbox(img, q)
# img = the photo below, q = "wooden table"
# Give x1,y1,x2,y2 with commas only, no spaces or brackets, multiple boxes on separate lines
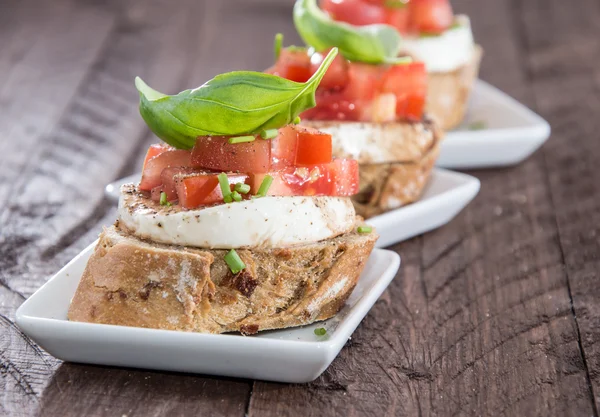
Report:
2,0,599,415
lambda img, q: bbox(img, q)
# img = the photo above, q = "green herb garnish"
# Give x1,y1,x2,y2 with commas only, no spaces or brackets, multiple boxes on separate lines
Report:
159,191,171,206
135,48,338,149
467,121,487,130
384,0,408,8
294,0,407,64
357,225,372,234
256,175,274,197
228,135,255,144
293,116,301,124
232,191,242,202
260,129,279,139
225,249,246,274
218,173,232,202
234,183,251,194
274,33,283,60
314,327,327,336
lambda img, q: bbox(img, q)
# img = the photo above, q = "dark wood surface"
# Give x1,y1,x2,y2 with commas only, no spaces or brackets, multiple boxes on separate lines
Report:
1,0,599,415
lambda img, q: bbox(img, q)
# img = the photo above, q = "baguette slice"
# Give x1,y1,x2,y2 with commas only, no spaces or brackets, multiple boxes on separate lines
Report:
353,138,440,218
426,45,483,131
68,224,378,335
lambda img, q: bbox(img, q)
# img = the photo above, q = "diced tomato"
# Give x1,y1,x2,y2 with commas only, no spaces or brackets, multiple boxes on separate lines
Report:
384,6,410,34
191,136,271,173
301,92,361,121
271,49,312,83
139,149,191,191
381,62,427,120
320,0,387,26
142,143,172,170
271,125,332,167
149,166,196,202
176,173,248,209
345,63,385,101
271,126,298,170
409,0,453,34
247,159,358,197
330,158,359,195
294,126,332,166
310,49,349,90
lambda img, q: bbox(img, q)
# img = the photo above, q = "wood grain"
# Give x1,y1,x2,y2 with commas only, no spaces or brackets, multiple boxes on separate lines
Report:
515,0,600,412
1,0,599,416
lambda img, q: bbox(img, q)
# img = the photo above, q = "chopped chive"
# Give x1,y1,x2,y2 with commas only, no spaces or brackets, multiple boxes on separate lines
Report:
314,327,327,336
260,129,279,140
468,121,487,130
384,0,408,8
450,21,462,30
357,225,372,234
274,33,283,60
218,173,232,202
256,175,274,197
228,135,255,144
293,116,301,124
159,191,171,206
234,183,251,194
232,191,242,202
224,249,246,274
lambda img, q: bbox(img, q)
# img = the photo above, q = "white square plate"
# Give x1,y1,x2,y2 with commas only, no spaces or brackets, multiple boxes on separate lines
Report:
438,80,551,169
105,168,480,248
15,245,400,383
369,168,479,247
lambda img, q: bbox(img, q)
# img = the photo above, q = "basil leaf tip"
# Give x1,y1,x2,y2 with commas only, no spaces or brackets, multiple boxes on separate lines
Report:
293,0,403,64
135,48,338,149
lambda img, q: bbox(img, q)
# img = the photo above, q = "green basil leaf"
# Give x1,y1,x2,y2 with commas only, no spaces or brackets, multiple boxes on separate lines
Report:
293,0,403,64
136,48,338,149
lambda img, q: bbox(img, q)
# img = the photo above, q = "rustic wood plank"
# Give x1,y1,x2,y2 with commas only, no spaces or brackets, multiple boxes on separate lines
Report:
0,1,253,416
515,0,600,412
248,0,596,415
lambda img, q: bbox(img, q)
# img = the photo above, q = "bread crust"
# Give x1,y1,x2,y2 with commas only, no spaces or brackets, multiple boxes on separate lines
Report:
352,138,440,218
68,225,378,334
426,45,483,131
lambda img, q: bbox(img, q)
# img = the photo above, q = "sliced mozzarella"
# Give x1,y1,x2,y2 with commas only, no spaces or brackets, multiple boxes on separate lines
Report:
117,185,356,249
402,15,475,73
304,119,438,165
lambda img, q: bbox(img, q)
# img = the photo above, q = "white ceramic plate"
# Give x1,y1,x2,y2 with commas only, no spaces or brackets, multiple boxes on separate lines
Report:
369,168,479,248
438,80,551,169
16,245,400,383
105,169,479,248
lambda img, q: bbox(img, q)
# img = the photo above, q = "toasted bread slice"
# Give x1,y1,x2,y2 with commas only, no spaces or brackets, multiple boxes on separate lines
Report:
426,45,483,131
352,138,440,218
68,224,378,334
305,117,442,218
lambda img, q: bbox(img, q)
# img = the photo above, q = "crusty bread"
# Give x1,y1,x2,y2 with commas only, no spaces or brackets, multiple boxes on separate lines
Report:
353,137,440,218
68,224,378,334
305,117,442,218
426,45,483,131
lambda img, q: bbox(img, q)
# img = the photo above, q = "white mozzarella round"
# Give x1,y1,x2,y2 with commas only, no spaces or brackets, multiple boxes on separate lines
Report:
118,187,356,249
402,15,475,73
